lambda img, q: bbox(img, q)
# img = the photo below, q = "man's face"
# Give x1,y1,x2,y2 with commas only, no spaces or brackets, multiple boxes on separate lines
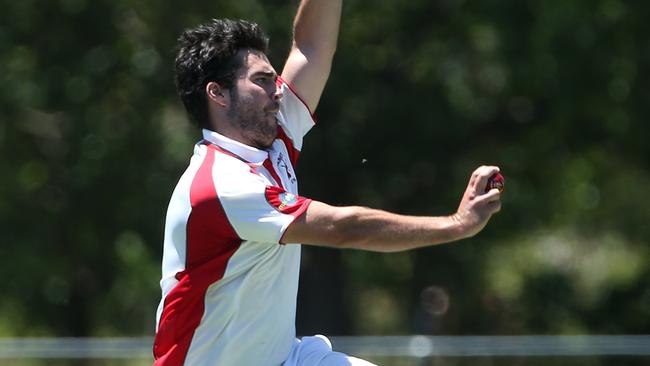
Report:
227,50,282,149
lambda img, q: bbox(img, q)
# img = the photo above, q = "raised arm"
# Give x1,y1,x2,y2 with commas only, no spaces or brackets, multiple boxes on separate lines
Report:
281,0,342,113
282,166,503,252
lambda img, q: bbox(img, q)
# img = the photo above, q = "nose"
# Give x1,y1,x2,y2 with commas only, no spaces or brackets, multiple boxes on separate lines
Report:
272,85,283,101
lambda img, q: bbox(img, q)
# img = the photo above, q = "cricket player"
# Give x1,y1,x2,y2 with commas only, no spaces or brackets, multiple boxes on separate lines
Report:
153,0,502,364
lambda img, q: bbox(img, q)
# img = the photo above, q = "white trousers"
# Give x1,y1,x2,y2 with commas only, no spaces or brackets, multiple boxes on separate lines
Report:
282,335,378,366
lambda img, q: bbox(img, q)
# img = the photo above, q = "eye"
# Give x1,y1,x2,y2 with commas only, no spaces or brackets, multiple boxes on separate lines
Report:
254,74,276,85
253,74,265,82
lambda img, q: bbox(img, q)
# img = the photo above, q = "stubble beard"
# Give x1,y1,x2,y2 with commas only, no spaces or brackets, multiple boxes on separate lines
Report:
228,89,278,149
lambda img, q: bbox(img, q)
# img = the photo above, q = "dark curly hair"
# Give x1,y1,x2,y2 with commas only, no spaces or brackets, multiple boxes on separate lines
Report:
175,19,270,128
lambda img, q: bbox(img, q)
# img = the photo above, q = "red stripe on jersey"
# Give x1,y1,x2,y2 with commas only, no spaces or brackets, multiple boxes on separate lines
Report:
276,127,301,167
153,147,241,365
205,142,259,174
263,158,285,190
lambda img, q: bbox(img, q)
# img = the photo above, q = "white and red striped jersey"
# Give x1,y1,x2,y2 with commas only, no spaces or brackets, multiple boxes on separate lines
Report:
154,78,315,365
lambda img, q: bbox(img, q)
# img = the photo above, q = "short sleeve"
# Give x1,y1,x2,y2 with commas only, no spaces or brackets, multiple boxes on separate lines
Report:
275,77,316,152
215,165,312,244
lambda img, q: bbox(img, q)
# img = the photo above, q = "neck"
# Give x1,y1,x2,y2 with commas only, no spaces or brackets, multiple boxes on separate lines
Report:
210,120,258,149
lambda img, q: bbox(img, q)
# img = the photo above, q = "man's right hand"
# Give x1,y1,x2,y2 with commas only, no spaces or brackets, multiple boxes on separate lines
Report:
451,165,503,239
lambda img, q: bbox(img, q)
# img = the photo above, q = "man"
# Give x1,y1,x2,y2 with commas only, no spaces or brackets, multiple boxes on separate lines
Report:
153,0,502,365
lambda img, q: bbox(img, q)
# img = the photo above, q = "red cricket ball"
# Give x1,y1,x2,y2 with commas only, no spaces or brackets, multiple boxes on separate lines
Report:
486,173,505,192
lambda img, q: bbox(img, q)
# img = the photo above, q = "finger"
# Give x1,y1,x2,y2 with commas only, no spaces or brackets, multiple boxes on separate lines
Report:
476,188,501,204
485,187,501,199
482,188,502,214
489,200,502,214
475,188,501,205
473,166,500,193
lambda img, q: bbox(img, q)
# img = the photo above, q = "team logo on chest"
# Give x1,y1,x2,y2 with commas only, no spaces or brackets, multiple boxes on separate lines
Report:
277,153,297,184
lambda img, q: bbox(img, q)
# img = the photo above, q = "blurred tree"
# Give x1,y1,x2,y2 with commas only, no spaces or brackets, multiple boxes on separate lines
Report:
1,0,649,338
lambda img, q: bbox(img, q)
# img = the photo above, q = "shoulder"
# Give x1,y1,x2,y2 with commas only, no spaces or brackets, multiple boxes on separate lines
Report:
185,143,266,200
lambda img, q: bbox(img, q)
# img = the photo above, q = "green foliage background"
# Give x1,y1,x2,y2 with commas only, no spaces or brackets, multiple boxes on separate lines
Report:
1,0,649,338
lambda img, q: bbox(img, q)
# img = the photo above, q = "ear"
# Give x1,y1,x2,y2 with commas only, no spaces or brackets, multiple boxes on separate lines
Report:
206,82,228,107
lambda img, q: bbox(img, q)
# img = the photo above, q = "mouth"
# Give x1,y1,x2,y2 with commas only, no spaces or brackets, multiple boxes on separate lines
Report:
266,102,280,114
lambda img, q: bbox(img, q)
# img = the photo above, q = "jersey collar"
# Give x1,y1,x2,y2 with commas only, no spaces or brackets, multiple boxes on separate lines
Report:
202,129,268,164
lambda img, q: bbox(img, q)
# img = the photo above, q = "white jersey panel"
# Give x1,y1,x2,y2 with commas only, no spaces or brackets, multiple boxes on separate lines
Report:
186,241,301,365
211,152,296,244
276,77,316,151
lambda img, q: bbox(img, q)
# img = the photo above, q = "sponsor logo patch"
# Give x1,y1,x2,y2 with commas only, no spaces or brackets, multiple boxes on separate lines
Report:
264,186,310,216
278,192,297,210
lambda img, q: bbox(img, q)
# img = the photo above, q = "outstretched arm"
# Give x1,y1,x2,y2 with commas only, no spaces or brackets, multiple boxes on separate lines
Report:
282,166,502,252
281,0,342,113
